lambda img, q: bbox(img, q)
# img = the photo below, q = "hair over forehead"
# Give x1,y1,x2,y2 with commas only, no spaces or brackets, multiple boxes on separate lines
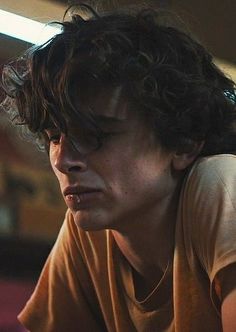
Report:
1,4,236,155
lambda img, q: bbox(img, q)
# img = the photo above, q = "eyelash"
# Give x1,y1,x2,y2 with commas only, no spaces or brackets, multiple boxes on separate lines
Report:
50,134,61,142
100,132,117,139
43,130,120,153
44,132,61,145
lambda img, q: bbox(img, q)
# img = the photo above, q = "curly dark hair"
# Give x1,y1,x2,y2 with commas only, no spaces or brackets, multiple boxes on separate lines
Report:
1,4,236,155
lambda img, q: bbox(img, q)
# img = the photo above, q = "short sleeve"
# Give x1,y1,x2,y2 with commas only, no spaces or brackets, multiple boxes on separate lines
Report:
183,155,236,283
18,210,106,332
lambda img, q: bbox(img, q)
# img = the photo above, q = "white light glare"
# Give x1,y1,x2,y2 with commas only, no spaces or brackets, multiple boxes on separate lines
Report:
0,9,61,44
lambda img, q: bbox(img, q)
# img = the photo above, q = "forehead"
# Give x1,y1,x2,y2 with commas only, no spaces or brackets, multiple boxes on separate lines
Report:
79,86,129,121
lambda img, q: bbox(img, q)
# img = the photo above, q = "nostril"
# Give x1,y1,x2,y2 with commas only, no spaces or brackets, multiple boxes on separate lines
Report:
68,165,84,172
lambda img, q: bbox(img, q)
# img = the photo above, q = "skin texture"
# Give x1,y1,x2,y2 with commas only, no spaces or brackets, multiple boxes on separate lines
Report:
48,89,180,232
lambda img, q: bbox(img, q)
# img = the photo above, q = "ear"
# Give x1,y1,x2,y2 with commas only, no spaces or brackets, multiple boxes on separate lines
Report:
172,141,205,171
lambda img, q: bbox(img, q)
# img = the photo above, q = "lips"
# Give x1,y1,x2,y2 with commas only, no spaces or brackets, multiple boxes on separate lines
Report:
63,186,101,196
63,186,102,209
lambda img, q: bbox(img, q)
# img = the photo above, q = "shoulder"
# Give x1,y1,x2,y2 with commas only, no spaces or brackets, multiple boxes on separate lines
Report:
184,154,236,196
178,154,236,284
179,154,236,243
189,153,236,177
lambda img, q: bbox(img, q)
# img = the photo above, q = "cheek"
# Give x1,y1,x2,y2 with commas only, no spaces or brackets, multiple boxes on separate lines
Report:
102,156,158,196
118,157,173,200
49,155,62,186
49,149,61,177
49,157,57,176
49,149,55,168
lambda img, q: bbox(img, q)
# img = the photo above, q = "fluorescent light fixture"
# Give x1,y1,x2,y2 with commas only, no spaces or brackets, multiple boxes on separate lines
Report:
0,9,61,44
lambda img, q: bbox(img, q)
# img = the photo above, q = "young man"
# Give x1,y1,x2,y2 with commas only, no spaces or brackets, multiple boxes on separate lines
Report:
1,4,236,332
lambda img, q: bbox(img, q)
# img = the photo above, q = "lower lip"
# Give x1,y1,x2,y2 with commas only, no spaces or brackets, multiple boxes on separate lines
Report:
65,191,102,210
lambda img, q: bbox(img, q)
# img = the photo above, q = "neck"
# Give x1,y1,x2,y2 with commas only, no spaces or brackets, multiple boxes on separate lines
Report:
111,180,182,283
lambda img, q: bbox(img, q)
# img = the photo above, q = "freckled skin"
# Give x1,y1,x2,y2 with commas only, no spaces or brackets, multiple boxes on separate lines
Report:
49,88,180,234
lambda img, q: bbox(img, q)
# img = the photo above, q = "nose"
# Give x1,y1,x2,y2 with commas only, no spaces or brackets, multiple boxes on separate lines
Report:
52,136,87,174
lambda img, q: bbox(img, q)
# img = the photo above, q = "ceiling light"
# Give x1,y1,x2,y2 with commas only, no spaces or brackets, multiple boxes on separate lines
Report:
0,9,61,44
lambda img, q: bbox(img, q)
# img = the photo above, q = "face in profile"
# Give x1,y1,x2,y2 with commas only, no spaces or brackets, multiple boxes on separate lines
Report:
46,87,179,232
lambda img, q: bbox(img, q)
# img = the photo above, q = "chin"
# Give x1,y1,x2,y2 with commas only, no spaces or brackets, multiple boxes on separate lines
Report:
72,209,112,232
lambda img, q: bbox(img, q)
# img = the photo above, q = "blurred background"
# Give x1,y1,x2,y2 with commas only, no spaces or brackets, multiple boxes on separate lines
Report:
0,0,235,331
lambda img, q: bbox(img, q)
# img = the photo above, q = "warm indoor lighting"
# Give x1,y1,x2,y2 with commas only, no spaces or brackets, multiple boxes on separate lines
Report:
0,9,61,44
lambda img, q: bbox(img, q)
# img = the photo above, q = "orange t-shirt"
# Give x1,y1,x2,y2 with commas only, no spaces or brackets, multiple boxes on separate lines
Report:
18,154,236,331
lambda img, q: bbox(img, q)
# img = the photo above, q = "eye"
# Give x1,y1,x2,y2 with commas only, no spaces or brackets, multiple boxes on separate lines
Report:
92,131,120,151
101,132,117,140
50,135,61,144
45,129,61,145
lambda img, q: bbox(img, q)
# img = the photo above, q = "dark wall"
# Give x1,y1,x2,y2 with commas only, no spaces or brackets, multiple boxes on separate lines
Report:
170,0,236,64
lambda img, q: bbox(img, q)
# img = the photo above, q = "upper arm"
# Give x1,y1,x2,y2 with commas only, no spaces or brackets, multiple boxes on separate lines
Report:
216,263,236,332
183,156,236,319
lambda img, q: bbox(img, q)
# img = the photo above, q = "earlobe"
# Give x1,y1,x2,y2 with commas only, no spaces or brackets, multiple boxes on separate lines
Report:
172,141,205,171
